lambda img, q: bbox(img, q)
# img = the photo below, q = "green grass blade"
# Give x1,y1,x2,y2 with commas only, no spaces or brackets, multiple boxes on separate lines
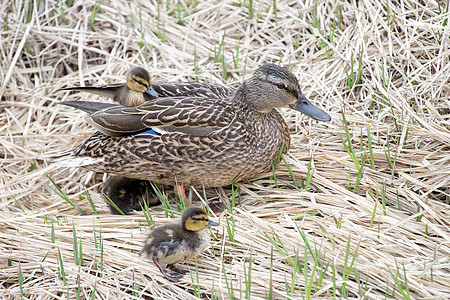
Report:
58,246,67,285
84,189,98,216
48,175,86,215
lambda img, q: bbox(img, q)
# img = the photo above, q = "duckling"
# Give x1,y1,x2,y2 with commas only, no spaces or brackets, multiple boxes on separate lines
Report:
141,207,218,282
60,67,158,107
102,176,159,214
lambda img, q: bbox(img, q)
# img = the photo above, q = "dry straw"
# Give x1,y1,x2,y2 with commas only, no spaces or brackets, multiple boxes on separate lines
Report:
1,0,449,299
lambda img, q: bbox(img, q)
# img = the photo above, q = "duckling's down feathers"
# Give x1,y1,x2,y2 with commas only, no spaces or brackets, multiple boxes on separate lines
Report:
141,207,218,266
141,222,210,265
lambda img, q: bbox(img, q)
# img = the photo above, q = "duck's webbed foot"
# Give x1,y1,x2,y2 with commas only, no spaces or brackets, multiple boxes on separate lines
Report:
103,176,159,214
153,256,184,282
167,264,188,275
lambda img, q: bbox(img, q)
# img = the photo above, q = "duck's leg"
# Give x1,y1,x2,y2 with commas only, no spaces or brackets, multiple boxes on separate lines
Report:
152,256,184,282
175,184,190,207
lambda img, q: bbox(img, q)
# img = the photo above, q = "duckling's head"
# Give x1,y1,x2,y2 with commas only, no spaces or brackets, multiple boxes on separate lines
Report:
181,207,219,232
234,63,331,121
126,67,158,98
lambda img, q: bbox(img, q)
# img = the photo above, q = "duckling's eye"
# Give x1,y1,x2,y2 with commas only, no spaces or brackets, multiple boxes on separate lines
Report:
132,76,147,86
276,82,286,89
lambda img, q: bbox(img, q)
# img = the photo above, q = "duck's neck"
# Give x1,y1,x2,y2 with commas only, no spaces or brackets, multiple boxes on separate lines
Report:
232,82,248,106
232,80,273,113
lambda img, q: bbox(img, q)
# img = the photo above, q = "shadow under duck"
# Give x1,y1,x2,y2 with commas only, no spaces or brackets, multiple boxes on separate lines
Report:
55,63,330,191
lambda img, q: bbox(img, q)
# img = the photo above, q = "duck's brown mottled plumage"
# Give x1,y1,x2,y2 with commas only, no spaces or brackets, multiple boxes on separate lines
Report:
153,82,233,99
141,207,218,282
71,107,289,187
55,64,331,189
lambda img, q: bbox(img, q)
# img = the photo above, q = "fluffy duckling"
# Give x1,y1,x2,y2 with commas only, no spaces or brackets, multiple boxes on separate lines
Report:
102,176,160,214
60,67,158,107
141,207,218,282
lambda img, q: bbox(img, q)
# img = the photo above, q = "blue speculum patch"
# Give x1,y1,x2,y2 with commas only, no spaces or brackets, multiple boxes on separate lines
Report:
139,129,160,136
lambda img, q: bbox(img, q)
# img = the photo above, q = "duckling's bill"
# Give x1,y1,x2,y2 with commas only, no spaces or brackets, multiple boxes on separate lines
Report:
291,92,331,122
145,85,158,98
207,219,219,226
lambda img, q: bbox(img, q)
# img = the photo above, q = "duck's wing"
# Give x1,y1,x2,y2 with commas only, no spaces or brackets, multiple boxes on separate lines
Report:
61,96,234,137
153,82,234,100
59,83,124,100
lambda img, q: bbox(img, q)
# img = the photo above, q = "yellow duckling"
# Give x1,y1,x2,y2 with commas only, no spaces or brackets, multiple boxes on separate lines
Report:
141,207,219,282
60,67,158,107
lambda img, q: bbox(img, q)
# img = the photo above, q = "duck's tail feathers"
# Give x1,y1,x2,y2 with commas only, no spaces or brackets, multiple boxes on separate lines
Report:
51,150,102,167
58,85,120,100
58,100,117,115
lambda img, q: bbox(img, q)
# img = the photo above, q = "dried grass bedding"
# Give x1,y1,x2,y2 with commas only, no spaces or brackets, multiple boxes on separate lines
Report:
1,0,449,299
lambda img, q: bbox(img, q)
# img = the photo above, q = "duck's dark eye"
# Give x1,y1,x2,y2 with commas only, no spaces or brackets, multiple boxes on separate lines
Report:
137,80,146,86
276,82,286,89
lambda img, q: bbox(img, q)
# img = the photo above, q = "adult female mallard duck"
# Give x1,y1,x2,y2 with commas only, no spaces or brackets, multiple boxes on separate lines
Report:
60,67,159,107
59,67,233,213
141,207,218,282
55,64,330,195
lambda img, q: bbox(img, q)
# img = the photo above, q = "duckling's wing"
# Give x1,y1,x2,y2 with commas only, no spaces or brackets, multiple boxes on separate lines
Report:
153,82,234,99
154,241,181,255
59,83,124,100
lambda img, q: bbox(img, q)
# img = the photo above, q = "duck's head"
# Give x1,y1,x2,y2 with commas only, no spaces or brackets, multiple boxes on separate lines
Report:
234,63,331,121
182,207,219,231
126,67,158,98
